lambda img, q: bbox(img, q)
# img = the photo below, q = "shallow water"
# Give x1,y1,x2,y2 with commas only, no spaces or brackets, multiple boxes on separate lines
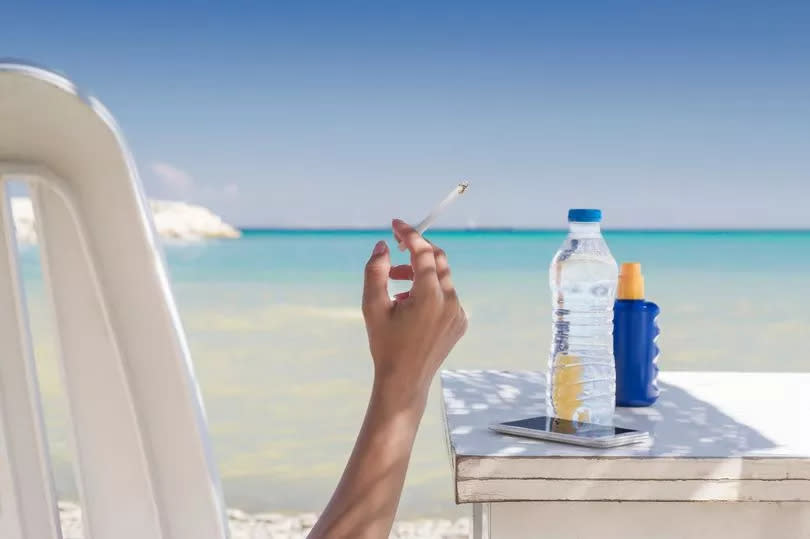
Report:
20,230,810,517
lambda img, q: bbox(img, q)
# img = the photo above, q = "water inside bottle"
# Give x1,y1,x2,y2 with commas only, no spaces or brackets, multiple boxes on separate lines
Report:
547,218,618,425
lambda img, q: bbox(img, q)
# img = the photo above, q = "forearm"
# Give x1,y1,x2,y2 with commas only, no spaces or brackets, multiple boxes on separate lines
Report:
309,377,428,539
312,223,466,537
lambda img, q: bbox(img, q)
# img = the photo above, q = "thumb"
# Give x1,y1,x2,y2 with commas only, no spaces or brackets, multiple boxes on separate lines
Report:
362,240,393,318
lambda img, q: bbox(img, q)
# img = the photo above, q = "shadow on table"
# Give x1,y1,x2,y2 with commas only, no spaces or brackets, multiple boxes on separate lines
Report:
441,371,795,516
441,370,776,458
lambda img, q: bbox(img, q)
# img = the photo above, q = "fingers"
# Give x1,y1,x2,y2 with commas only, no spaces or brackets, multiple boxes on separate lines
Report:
389,264,414,281
392,219,439,296
432,246,454,294
389,264,414,304
362,240,393,319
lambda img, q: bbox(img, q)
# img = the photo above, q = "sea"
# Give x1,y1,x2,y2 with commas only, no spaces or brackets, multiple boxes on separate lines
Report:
18,229,810,518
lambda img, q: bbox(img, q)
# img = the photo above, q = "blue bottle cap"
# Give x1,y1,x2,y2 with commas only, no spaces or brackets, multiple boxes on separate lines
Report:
567,209,602,223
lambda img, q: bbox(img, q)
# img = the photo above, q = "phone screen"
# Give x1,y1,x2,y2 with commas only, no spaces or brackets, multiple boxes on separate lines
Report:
500,416,639,438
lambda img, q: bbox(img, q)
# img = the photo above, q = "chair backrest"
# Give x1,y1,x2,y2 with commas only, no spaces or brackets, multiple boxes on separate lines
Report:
0,62,229,539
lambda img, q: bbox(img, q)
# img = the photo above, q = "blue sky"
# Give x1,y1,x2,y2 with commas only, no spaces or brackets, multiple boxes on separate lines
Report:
6,2,810,228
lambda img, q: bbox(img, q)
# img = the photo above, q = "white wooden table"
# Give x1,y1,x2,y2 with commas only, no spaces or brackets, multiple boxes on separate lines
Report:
440,370,810,539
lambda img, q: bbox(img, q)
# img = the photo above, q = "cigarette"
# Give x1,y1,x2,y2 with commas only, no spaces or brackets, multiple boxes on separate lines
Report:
398,181,469,251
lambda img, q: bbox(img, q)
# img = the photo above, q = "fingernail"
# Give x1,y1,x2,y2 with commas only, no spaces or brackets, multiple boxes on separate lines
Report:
392,219,403,242
372,240,387,255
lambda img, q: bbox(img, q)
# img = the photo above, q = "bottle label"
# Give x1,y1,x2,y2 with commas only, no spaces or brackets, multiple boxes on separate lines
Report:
550,353,591,423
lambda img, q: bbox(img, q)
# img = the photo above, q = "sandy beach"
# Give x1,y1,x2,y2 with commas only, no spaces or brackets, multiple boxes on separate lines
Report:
57,502,471,539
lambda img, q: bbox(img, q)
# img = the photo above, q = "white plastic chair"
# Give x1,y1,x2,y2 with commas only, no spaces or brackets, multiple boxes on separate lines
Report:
0,62,229,538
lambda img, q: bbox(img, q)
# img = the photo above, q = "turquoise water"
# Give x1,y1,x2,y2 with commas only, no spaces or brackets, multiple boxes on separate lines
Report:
21,230,810,518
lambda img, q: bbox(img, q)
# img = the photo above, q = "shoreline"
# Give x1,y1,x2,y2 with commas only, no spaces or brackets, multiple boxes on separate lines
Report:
58,501,471,539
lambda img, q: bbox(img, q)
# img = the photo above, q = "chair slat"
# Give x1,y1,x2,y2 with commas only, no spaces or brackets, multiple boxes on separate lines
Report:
0,181,62,539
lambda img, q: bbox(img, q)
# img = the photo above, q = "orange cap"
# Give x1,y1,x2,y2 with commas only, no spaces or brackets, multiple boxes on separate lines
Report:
617,262,645,300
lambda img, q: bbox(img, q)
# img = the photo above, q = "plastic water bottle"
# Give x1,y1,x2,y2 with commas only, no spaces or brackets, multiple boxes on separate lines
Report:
547,209,618,425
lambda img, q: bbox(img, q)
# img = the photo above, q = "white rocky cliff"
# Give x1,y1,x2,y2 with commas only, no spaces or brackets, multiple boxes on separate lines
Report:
10,197,241,244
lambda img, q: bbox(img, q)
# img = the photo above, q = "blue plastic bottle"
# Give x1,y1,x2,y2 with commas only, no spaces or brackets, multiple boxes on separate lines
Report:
613,262,660,407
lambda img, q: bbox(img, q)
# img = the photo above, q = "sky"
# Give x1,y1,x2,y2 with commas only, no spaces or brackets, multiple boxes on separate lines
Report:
5,1,810,228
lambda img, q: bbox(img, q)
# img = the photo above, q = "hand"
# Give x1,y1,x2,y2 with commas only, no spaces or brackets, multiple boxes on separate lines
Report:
309,220,467,539
362,219,467,405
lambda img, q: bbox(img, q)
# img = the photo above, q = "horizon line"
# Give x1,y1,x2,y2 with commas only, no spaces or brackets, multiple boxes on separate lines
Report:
238,226,810,233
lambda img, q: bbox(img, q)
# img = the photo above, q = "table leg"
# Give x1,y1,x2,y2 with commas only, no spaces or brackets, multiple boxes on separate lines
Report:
472,503,489,539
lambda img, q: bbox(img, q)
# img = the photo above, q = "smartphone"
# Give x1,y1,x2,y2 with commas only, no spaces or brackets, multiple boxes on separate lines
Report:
489,416,649,448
